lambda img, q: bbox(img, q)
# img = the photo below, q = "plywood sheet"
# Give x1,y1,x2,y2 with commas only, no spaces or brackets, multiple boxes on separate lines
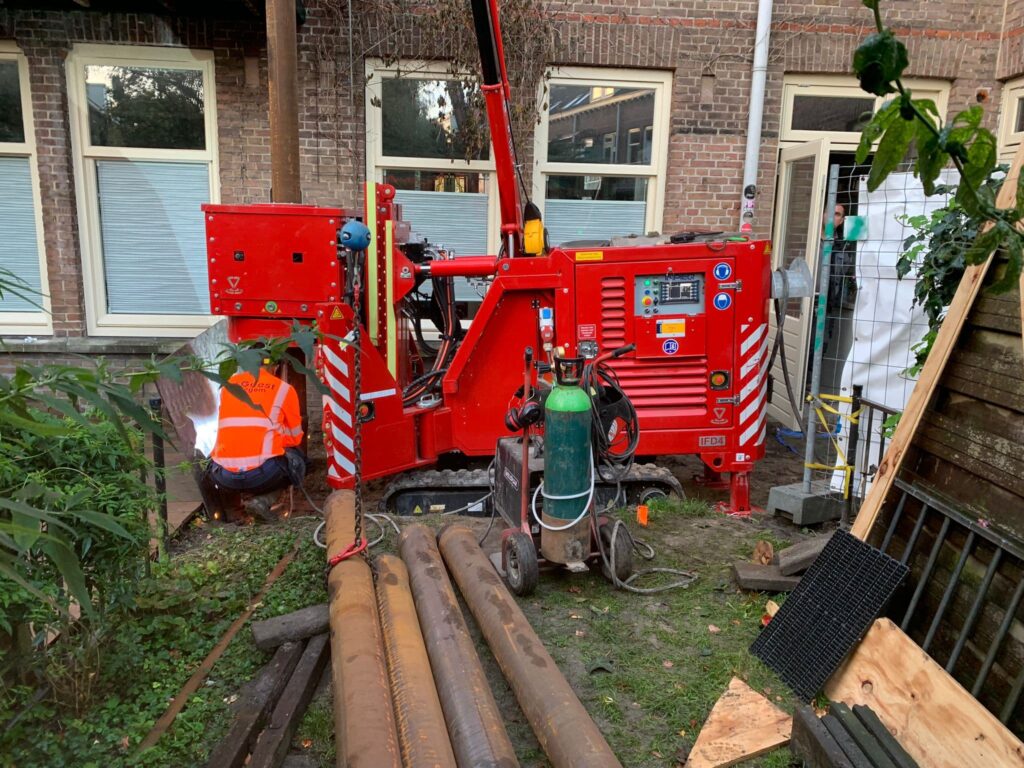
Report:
825,619,1024,768
687,677,791,767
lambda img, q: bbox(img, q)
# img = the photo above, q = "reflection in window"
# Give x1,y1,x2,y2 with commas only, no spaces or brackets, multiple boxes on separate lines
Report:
791,95,874,133
86,65,205,150
0,60,24,143
1016,97,1024,134
381,78,488,161
384,169,485,194
544,174,647,245
547,84,655,165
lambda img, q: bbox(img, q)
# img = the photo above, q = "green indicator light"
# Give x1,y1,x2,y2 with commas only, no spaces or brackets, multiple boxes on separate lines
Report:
644,279,651,286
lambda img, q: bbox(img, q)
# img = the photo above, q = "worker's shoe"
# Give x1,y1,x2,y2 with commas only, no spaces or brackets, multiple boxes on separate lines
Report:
242,492,280,522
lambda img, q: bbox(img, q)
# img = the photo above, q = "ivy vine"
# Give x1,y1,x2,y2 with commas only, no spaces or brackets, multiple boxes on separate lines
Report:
854,0,1024,293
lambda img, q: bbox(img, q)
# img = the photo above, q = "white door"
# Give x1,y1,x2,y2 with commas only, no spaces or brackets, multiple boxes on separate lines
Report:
768,139,831,429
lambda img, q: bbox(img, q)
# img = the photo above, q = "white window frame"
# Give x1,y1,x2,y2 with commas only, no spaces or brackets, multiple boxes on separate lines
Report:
66,43,219,337
781,75,951,149
533,66,672,237
364,59,499,254
998,76,1024,161
0,41,51,335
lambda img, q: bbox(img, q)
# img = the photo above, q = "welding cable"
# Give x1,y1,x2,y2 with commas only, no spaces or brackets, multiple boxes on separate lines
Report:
529,448,597,532
581,359,639,481
591,511,698,594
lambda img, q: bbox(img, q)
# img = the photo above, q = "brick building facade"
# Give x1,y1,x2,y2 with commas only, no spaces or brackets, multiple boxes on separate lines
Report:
0,0,1021,367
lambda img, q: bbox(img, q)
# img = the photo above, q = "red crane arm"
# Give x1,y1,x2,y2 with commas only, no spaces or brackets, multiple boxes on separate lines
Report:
470,0,523,256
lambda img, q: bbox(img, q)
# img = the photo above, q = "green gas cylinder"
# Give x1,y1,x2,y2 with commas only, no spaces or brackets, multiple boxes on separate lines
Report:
540,358,592,566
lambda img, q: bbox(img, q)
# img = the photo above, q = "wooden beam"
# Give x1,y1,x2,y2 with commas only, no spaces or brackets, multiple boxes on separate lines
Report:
249,634,330,768
205,641,304,768
687,677,791,768
790,705,853,768
251,604,329,651
851,142,1024,540
824,619,1024,767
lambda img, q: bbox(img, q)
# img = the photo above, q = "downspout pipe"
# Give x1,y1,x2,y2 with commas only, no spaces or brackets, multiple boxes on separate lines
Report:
740,0,773,233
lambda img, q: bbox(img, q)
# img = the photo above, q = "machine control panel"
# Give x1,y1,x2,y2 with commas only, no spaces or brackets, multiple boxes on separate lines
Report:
633,273,705,316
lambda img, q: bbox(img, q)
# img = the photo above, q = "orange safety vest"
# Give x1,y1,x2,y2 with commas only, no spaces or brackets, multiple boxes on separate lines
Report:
211,369,303,473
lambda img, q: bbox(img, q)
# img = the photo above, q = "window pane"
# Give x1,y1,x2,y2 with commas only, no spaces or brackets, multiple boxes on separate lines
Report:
0,156,42,312
547,85,655,164
387,170,489,301
1016,96,1024,133
86,65,205,149
544,175,647,245
97,160,210,314
381,78,488,161
791,95,874,132
0,60,25,143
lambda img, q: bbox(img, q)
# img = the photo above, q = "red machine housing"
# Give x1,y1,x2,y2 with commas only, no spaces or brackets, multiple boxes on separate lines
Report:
203,188,771,513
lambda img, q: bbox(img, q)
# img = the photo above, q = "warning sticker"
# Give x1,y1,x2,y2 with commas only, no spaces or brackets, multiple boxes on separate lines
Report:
577,323,597,340
575,251,604,262
330,306,344,320
656,319,686,338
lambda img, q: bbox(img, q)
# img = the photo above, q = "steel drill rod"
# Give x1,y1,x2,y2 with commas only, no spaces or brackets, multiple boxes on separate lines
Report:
375,554,458,768
324,491,401,768
438,524,622,768
399,524,520,768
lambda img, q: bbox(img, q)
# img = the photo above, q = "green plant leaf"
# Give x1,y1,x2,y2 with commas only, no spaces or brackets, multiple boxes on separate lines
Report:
867,114,914,191
40,535,95,619
990,231,1024,293
63,509,133,540
856,98,898,163
852,30,908,97
964,225,1001,266
915,121,945,195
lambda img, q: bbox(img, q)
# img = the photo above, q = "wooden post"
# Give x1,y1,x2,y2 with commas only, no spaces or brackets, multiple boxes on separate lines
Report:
266,0,301,203
851,142,1024,540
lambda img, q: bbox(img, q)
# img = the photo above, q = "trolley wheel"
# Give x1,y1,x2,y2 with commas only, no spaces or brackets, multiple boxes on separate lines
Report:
504,531,539,596
599,522,634,583
638,487,670,505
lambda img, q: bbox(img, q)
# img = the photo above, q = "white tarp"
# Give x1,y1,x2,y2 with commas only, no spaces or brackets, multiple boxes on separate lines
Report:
831,170,954,496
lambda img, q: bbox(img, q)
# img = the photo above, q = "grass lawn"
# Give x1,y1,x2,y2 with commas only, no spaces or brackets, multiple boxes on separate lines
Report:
3,497,805,767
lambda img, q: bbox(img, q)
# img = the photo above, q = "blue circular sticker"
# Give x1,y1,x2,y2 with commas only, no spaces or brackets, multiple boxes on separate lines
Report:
713,292,732,310
662,339,680,355
713,262,732,280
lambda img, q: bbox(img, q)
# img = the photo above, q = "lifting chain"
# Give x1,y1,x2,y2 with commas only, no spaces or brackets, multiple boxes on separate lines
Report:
325,245,369,574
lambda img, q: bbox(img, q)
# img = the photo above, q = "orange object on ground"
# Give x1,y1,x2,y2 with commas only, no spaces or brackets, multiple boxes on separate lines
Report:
637,504,649,527
211,369,303,472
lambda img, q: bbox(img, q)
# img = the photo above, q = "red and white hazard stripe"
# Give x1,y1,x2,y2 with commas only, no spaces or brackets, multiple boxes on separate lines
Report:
320,331,357,488
736,322,768,449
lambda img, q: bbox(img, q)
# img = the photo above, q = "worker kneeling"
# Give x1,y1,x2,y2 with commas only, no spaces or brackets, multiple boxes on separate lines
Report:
207,357,308,519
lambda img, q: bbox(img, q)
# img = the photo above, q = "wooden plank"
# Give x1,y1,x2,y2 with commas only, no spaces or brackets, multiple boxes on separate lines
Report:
732,561,801,592
943,371,1024,413
249,633,331,768
829,703,898,768
205,641,305,768
916,432,1024,499
852,705,919,768
777,533,834,576
820,714,873,768
911,452,1024,536
251,604,330,651
851,141,1024,541
824,619,1024,767
791,705,853,768
921,412,1024,484
687,677,791,768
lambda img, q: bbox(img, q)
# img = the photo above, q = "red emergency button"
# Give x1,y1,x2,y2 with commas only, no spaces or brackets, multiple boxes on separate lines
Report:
642,296,653,307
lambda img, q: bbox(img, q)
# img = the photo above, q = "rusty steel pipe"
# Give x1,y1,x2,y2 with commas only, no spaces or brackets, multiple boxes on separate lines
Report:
375,554,458,768
399,524,519,768
438,525,622,768
324,491,401,768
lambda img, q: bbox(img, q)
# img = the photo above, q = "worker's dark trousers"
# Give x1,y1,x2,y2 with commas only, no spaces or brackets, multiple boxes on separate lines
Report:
207,448,309,495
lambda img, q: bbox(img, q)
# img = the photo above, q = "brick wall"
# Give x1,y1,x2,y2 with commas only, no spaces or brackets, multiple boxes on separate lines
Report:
0,0,1015,353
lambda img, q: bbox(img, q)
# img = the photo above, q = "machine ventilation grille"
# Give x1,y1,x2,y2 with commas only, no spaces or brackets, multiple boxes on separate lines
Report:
614,359,708,415
600,276,627,347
